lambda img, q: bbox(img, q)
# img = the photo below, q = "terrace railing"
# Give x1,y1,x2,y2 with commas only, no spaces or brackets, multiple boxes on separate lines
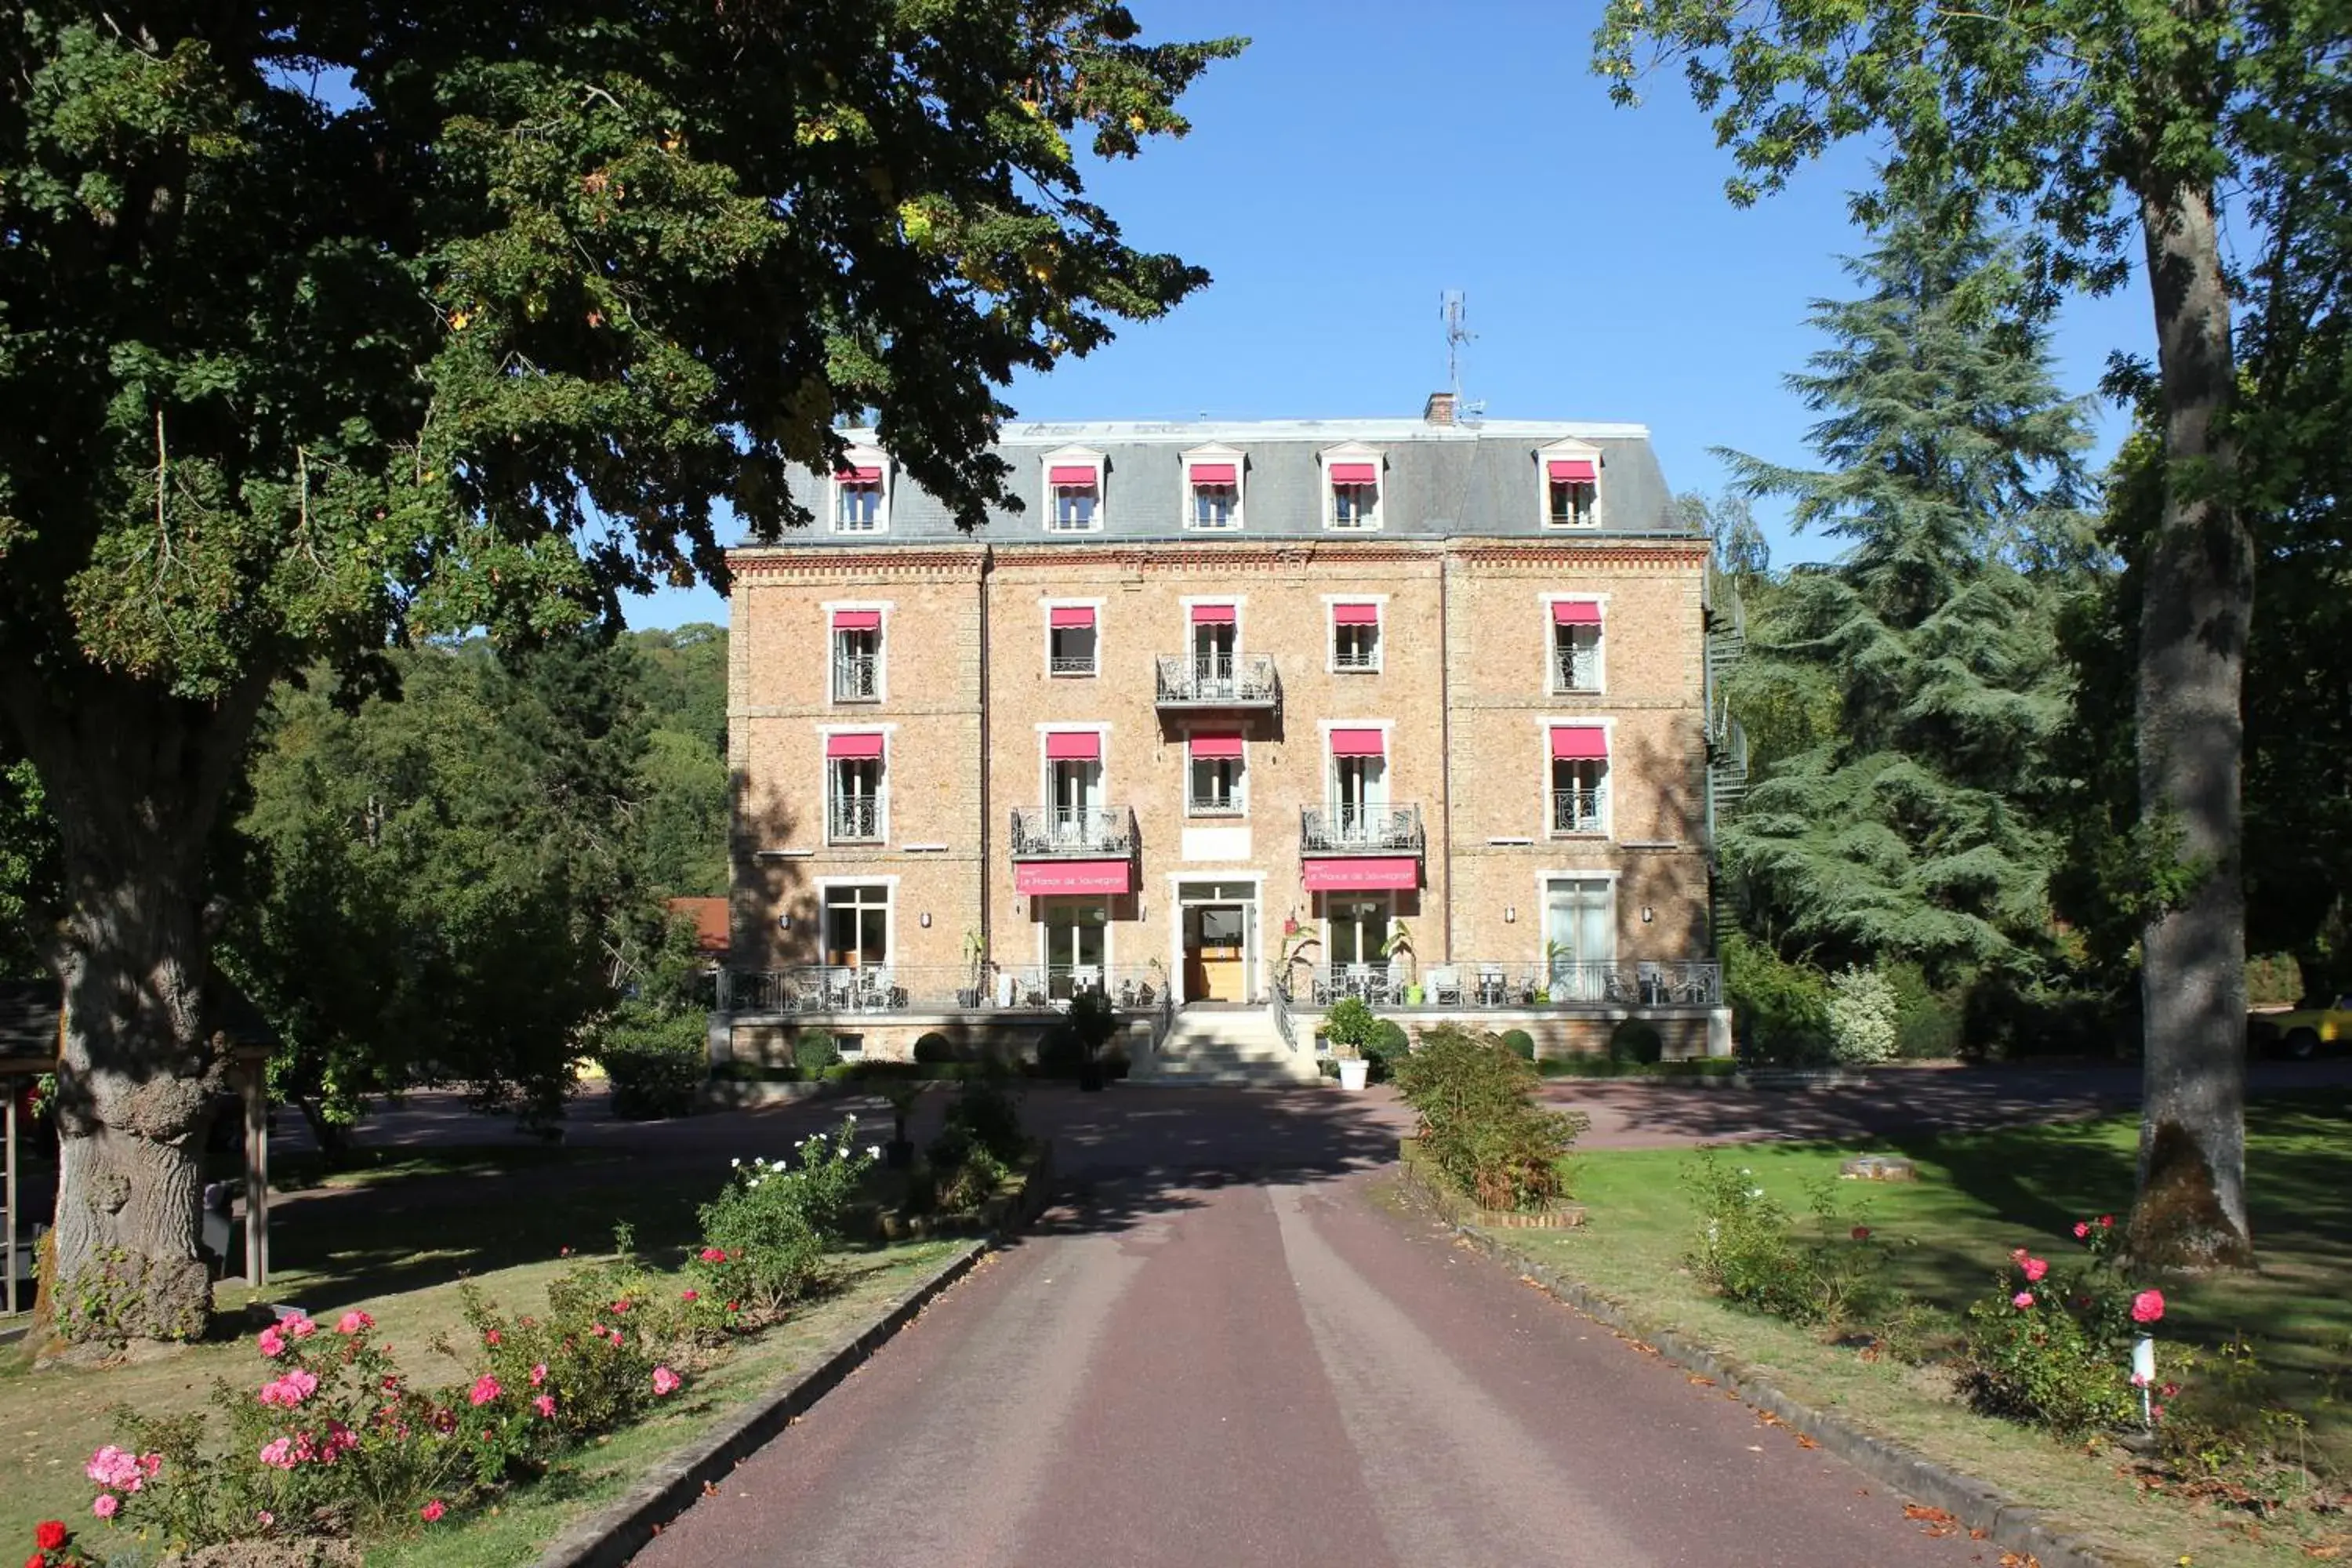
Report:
827,795,884,843
1298,803,1424,855
1284,960,1720,1009
1550,786,1608,835
1154,653,1279,708
1007,806,1136,858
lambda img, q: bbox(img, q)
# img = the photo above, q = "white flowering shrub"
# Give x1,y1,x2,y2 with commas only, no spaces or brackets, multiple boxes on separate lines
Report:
1825,965,1900,1065
693,1119,877,1316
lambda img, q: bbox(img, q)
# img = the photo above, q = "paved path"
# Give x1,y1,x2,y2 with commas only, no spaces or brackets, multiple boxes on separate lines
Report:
633,1115,1987,1568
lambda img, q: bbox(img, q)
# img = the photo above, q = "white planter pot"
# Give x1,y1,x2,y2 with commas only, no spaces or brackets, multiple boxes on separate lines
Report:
1337,1058,1370,1091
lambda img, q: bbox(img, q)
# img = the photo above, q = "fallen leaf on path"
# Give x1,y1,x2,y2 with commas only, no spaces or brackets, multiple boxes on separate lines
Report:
1997,1553,2042,1567
701,1481,719,1497
1795,1433,1820,1450
1686,1374,1715,1386
1903,1504,1961,1538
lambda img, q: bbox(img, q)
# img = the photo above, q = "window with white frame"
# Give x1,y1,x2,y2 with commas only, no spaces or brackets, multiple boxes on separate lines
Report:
1046,458,1102,532
1185,453,1242,530
1544,455,1600,528
1047,604,1098,676
830,609,884,702
1331,602,1381,671
826,735,887,842
1327,456,1381,530
1549,601,1602,692
832,461,886,533
822,884,890,966
1187,733,1245,816
1548,726,1610,836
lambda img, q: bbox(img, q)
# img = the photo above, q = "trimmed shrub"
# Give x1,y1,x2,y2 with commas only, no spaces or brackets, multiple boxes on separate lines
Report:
1722,934,1831,1064
1607,1019,1663,1065
1322,996,1379,1057
1033,1020,1083,1076
927,1080,1029,1212
1959,1218,2149,1437
913,1032,956,1065
695,1118,873,1315
1499,1028,1537,1061
1885,962,1964,1059
1825,965,1900,1065
791,1029,842,1075
1391,1024,1588,1212
595,1004,707,1120
1365,1018,1411,1082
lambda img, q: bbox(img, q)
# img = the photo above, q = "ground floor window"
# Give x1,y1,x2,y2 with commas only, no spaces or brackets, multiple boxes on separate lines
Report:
1041,896,1108,998
823,884,890,967
1544,877,1613,1001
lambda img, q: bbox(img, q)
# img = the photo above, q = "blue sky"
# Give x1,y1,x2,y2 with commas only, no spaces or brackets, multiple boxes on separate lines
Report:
626,0,2152,630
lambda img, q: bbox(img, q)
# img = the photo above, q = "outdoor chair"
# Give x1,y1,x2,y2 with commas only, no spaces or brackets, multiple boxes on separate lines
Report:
1427,965,1462,1007
1477,967,1508,1007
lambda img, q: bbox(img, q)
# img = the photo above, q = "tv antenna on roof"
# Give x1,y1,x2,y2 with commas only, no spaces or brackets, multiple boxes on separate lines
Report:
1440,289,1475,404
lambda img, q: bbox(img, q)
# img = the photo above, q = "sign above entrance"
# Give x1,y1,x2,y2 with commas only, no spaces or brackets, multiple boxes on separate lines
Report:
1017,859,1132,895
1304,857,1419,891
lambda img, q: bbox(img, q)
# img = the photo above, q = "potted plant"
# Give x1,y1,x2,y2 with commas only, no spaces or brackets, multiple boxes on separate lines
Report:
957,929,986,1008
1067,988,1120,1092
1324,995,1377,1091
1381,919,1417,990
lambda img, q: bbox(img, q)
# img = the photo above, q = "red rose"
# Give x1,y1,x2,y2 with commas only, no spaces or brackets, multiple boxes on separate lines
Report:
36,1521,68,1551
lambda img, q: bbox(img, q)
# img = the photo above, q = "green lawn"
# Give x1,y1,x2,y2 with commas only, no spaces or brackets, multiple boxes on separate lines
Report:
1500,1090,2352,1567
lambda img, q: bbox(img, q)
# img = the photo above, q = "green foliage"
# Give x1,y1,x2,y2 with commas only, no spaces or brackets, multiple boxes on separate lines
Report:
791,1030,843,1076
1365,1018,1411,1083
1391,1025,1588,1213
695,1120,873,1316
593,1004,706,1120
1885,962,1965,1059
1321,996,1379,1058
1033,1020,1083,1076
926,1079,1027,1212
1959,1221,2150,1437
1722,933,1831,1063
2245,956,2304,1008
912,1032,956,1065
1607,1019,1664,1065
1824,965,1900,1065
1500,1028,1537,1061
1682,1149,1891,1327
1065,989,1120,1058
0,753,55,979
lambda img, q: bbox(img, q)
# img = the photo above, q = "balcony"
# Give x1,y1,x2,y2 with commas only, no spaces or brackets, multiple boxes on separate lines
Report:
1550,786,1609,836
1009,805,1137,859
1552,645,1602,693
1299,803,1425,856
1278,960,1721,1010
1155,653,1279,710
828,796,884,844
833,654,880,702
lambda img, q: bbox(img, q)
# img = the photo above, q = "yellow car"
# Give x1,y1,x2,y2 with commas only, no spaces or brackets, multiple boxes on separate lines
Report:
2255,994,2352,1059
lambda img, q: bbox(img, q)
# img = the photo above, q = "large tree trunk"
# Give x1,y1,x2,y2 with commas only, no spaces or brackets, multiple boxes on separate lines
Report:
2129,175,2256,1270
0,667,267,1341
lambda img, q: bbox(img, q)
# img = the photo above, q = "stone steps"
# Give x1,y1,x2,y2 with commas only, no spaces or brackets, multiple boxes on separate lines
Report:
1132,1008,1322,1086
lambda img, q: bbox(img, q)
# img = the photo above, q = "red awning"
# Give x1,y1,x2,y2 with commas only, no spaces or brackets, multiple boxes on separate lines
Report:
1044,731,1101,761
1330,603,1380,626
832,609,882,631
1016,860,1132,896
1329,728,1385,757
1328,462,1377,485
1048,605,1095,630
1189,603,1236,624
1189,463,1237,485
1048,465,1098,486
1551,600,1602,625
1548,459,1598,484
836,465,883,483
826,732,885,760
1305,858,1419,891
1551,725,1608,760
1189,732,1243,760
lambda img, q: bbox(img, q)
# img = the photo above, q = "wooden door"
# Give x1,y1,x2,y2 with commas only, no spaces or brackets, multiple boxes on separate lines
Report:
1193,904,1246,1001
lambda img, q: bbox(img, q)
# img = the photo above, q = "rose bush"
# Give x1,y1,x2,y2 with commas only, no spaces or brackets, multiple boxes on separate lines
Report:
1961,1216,2164,1438
694,1118,876,1316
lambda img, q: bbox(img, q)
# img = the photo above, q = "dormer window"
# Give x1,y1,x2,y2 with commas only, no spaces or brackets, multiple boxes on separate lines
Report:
1184,448,1244,531
1323,450,1383,532
1044,453,1105,532
1544,455,1601,528
832,459,887,534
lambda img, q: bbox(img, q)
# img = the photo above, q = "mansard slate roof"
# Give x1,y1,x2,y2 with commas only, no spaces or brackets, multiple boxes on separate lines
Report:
765,419,1687,545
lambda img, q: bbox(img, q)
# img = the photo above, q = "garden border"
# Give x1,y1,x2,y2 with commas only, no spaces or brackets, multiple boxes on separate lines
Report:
528,1140,1057,1568
1392,1145,2154,1568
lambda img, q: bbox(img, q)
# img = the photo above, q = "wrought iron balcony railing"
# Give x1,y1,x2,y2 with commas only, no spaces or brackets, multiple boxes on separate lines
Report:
1298,802,1424,855
1008,805,1136,858
827,795,884,843
832,654,880,702
1552,645,1602,692
1550,786,1609,835
1154,653,1279,708
1274,960,1721,1010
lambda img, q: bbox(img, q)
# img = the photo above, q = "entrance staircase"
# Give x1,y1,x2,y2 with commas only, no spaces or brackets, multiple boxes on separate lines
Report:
1131,1005,1322,1086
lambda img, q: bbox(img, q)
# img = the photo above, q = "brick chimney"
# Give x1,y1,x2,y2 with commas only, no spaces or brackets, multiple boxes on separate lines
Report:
1423,390,1456,426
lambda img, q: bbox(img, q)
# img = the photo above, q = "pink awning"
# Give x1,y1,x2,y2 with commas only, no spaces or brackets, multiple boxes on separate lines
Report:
1329,728,1385,757
836,465,883,483
1017,860,1132,896
1048,605,1095,630
1548,459,1598,484
1189,732,1243,760
1189,463,1237,485
1305,857,1419,891
1048,465,1098,486
1551,600,1602,625
1330,603,1380,626
1189,603,1236,625
1328,462,1377,485
1044,731,1100,761
1551,725,1608,760
832,609,881,631
826,732,885,760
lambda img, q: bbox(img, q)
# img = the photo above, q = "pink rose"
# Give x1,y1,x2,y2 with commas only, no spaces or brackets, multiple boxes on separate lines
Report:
2022,1257,2049,1282
699,1247,727,1262
469,1374,502,1406
612,1300,631,1314
533,1394,557,1418
420,1500,445,1523
139,1454,162,1479
530,1362,547,1387
681,1290,699,1302
2130,1371,2150,1388
256,1511,274,1527
91,1495,118,1521
2012,1290,2035,1309
2100,1214,2114,1229
485,1329,502,1346
259,1438,295,1469
335,1310,374,1335
2072,1221,2089,1239
286,1315,316,1339
2131,1289,2165,1323
652,1366,681,1396
256,1326,286,1358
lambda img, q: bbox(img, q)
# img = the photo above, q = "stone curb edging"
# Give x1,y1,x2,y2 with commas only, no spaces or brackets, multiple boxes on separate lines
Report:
1392,1160,2153,1568
530,1142,1058,1568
